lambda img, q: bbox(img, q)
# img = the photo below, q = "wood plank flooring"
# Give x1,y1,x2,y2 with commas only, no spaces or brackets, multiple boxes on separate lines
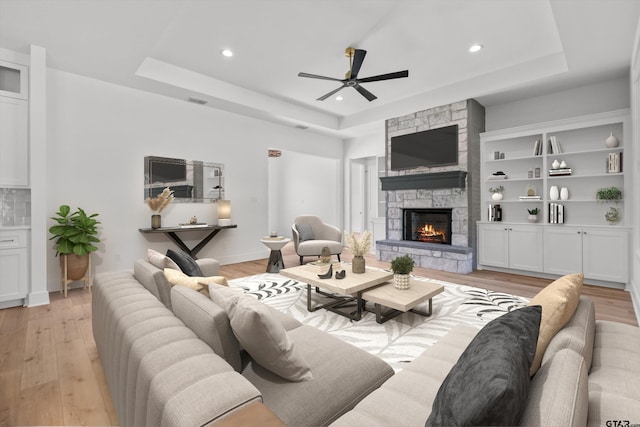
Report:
1,247,637,426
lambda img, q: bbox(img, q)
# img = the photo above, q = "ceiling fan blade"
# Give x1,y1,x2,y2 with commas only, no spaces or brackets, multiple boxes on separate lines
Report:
358,70,409,83
349,49,367,79
298,72,344,82
317,84,347,101
353,83,377,102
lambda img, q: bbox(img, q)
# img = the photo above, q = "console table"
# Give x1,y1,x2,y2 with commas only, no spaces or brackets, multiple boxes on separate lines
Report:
139,224,237,259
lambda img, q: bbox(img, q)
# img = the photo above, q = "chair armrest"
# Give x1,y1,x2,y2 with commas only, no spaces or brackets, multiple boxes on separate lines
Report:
291,224,301,251
321,223,342,242
196,258,220,276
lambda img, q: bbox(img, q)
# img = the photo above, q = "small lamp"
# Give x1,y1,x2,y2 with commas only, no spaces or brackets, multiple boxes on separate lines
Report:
217,200,232,226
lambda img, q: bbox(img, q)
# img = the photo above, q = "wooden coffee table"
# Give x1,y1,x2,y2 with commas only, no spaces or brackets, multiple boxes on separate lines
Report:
280,264,393,321
362,278,444,324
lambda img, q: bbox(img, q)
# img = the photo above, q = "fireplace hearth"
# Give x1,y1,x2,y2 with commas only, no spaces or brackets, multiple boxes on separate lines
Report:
403,208,452,245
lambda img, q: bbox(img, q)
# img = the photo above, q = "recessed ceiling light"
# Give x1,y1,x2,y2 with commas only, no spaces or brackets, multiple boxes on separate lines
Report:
469,44,483,53
221,49,233,57
336,95,343,101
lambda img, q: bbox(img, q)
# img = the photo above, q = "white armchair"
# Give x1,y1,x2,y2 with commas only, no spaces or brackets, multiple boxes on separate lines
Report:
292,215,343,265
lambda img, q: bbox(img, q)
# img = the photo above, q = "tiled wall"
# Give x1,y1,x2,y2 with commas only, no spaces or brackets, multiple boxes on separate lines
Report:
0,188,31,226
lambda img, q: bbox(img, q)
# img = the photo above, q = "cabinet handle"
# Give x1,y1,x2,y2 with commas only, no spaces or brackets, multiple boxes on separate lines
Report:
509,228,513,231
583,231,587,235
577,231,581,234
0,239,15,243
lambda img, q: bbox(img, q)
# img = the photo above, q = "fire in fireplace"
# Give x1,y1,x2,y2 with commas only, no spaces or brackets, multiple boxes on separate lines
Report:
403,208,452,245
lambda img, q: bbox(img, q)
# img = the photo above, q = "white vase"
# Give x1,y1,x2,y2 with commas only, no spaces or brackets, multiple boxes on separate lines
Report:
605,132,619,148
550,186,559,201
552,159,560,169
560,187,569,201
492,192,503,201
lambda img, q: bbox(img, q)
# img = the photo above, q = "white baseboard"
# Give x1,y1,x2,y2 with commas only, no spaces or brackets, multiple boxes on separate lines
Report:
27,290,50,307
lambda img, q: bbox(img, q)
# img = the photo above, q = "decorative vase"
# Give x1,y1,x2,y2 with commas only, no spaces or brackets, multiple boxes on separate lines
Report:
605,207,620,224
560,187,569,201
151,214,162,229
491,192,503,201
605,132,619,148
394,274,411,290
352,255,366,274
528,215,538,223
552,159,560,169
560,161,567,168
549,186,559,201
60,254,89,281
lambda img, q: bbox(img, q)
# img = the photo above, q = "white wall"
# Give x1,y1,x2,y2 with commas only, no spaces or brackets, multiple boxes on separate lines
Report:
44,69,343,290
630,19,640,324
485,77,631,131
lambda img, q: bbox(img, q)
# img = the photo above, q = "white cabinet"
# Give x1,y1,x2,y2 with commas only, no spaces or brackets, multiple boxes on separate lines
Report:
0,229,29,306
478,223,543,271
0,96,29,186
544,227,629,283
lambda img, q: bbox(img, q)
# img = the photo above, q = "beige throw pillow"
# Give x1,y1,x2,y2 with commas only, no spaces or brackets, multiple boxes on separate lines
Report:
147,248,181,271
224,293,313,382
163,268,229,293
527,273,583,375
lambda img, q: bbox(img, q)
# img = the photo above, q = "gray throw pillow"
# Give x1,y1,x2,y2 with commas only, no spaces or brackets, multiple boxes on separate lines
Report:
296,223,315,242
166,249,203,277
425,305,542,427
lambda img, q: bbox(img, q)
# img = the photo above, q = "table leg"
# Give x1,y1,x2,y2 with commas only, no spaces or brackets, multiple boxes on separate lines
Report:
306,284,363,321
371,298,434,324
266,249,284,273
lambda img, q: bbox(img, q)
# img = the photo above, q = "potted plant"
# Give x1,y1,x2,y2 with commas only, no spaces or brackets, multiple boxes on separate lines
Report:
49,205,101,280
145,187,174,228
489,186,504,201
344,230,372,274
605,207,621,224
527,208,539,223
390,254,414,290
596,187,623,203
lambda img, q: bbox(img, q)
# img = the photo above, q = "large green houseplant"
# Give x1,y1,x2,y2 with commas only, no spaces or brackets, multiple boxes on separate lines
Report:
49,205,101,280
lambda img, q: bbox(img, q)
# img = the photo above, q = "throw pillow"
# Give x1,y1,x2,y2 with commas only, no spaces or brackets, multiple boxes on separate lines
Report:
147,248,181,271
295,223,315,242
425,305,542,427
224,293,313,382
527,273,583,375
164,268,229,293
166,249,203,276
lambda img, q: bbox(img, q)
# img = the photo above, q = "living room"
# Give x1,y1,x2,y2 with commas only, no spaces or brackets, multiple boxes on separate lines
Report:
1,1,640,426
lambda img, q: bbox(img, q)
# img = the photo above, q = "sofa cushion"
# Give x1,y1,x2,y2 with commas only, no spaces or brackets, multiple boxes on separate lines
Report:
528,273,583,375
224,293,312,382
425,305,541,427
295,223,315,241
147,248,181,271
163,268,228,292
166,249,203,276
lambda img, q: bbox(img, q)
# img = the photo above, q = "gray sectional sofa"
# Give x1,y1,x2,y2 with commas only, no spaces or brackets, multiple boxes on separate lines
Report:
92,258,640,427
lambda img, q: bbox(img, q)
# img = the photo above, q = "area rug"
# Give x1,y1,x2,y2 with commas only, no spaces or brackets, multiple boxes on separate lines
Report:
229,270,529,372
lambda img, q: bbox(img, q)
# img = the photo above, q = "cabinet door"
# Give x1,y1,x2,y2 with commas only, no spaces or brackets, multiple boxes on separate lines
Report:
478,224,509,268
543,227,582,275
0,248,28,302
508,226,543,271
582,229,629,282
0,96,29,186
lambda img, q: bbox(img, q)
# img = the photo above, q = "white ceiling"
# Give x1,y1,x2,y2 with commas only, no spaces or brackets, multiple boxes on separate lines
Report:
1,0,639,137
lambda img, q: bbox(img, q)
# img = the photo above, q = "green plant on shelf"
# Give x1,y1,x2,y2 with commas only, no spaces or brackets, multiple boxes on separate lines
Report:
595,187,622,203
489,185,504,194
527,208,539,215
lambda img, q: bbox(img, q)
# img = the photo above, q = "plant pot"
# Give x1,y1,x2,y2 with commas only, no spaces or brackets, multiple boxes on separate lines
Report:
151,214,161,229
60,254,89,281
394,273,411,290
491,192,503,201
528,215,538,223
549,186,559,201
352,255,366,274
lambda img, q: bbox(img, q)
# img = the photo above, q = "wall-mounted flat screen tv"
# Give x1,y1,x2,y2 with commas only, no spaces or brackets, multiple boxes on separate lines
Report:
390,124,458,170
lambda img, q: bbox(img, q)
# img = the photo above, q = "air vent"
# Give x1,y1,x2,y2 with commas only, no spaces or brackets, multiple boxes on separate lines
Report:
295,125,309,130
187,96,208,105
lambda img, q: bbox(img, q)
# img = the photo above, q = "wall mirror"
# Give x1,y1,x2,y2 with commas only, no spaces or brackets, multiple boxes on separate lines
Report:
144,156,224,203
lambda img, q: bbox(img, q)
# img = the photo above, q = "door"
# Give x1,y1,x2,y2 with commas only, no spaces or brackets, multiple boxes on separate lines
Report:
350,160,365,233
508,225,543,272
543,227,582,275
477,224,509,268
582,228,629,282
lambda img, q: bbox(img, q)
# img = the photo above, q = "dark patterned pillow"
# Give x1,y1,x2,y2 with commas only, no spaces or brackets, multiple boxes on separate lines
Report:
295,223,315,242
425,305,542,427
166,249,203,277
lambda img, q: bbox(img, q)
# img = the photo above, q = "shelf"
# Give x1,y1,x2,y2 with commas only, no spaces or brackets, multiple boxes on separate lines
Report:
485,177,543,183
547,172,624,180
486,155,543,163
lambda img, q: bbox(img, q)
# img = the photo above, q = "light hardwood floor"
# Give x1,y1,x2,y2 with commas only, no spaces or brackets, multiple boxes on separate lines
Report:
1,246,636,426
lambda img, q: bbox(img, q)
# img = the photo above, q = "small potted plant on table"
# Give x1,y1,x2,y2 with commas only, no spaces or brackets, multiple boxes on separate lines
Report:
391,254,415,290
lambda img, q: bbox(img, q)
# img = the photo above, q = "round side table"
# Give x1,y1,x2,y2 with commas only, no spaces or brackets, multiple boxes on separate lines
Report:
260,237,291,273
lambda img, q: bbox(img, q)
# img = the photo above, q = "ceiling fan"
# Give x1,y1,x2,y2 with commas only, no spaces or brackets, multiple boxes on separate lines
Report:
298,47,409,102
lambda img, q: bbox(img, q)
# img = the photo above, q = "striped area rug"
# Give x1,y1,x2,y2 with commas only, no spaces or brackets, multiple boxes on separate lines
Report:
229,270,528,372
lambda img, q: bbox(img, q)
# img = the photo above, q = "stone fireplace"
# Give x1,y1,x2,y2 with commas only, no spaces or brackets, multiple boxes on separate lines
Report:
377,99,485,274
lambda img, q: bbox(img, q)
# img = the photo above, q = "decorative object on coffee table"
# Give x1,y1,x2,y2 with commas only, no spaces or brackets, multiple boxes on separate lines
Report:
391,254,414,290
344,230,371,274
317,264,333,279
145,187,174,229
319,246,332,263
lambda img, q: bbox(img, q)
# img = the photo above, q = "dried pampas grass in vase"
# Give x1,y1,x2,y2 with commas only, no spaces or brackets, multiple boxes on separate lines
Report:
344,230,371,274
145,187,174,228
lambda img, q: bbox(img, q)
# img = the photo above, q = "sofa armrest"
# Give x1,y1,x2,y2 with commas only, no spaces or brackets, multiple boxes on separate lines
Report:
197,258,221,276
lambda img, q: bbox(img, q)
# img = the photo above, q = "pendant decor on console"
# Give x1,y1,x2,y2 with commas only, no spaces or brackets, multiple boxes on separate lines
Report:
145,187,174,229
344,230,371,274
549,185,559,201
391,255,414,290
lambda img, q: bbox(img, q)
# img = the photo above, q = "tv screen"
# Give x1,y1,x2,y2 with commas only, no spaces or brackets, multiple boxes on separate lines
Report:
390,124,458,170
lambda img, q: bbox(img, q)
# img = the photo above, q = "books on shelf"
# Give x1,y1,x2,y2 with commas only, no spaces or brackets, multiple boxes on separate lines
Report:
548,203,565,224
548,136,562,154
519,195,541,200
548,168,572,176
532,139,543,156
607,152,623,173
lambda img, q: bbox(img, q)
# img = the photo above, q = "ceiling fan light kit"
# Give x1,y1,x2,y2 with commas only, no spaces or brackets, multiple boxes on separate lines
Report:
298,47,408,102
